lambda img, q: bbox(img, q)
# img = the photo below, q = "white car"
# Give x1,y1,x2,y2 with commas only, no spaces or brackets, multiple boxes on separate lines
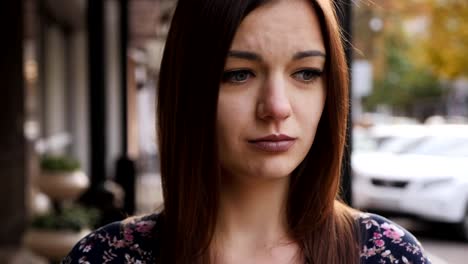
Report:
352,132,468,240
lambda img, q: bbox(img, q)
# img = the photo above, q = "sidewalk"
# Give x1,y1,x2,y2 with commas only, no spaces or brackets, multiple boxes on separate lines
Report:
422,239,466,264
426,253,448,264
0,247,47,264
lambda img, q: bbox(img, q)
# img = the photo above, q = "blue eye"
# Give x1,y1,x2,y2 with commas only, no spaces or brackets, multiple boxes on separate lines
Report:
292,69,323,82
222,70,254,83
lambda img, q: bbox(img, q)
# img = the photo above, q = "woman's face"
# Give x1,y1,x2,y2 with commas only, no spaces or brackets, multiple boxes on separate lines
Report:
217,0,326,181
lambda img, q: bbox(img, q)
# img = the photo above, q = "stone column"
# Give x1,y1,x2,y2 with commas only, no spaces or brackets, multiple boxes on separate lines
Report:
0,0,27,248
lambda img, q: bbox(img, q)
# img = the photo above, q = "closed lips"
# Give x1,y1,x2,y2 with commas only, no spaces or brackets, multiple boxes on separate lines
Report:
248,134,296,152
249,134,295,142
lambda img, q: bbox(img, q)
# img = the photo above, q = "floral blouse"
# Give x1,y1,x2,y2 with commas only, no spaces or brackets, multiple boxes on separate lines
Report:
61,213,431,264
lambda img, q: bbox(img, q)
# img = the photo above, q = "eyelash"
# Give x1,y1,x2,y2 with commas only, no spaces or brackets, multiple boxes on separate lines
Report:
222,69,254,84
292,68,323,83
221,68,323,84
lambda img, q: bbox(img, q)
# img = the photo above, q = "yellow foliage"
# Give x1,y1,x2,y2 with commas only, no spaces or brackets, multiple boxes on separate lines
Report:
418,0,468,78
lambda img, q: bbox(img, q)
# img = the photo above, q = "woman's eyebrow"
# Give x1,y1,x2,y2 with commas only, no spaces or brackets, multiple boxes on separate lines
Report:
228,50,262,61
292,50,326,60
227,50,325,61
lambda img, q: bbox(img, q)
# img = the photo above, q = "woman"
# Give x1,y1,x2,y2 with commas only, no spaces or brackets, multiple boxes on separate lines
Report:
63,0,431,263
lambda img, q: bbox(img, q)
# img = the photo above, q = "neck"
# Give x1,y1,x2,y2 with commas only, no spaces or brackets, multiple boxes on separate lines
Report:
213,172,293,256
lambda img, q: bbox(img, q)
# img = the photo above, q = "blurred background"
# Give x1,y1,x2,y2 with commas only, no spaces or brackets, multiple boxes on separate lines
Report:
0,0,466,263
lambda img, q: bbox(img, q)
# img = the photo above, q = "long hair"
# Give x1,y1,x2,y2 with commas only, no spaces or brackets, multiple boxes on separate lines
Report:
157,0,359,263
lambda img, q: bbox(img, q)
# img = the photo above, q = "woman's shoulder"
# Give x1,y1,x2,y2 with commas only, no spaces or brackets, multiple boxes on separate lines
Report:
61,213,161,264
355,212,432,264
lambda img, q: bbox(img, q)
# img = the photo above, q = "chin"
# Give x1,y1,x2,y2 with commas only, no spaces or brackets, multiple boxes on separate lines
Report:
248,162,299,180
221,151,306,181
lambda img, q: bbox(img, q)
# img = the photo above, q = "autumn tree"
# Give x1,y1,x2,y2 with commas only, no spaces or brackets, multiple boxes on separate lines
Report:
355,0,457,117
363,24,444,117
417,0,468,79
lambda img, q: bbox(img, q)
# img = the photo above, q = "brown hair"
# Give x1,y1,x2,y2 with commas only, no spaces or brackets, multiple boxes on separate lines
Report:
157,0,360,263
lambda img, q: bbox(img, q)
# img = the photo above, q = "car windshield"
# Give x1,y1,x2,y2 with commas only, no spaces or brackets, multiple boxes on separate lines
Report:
403,137,468,157
378,137,424,153
353,132,378,152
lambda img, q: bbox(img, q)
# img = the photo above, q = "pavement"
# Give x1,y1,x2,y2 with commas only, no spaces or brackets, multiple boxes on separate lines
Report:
0,247,47,264
390,217,468,264
425,253,449,264
422,240,466,264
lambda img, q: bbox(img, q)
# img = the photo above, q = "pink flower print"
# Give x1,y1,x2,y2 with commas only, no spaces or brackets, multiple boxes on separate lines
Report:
406,243,421,254
79,242,92,252
103,250,118,261
373,232,383,239
381,250,391,257
111,237,127,248
119,239,128,247
362,218,380,230
124,228,134,242
402,256,409,263
83,244,92,253
78,256,90,264
374,239,385,247
381,222,405,241
135,220,156,234
361,246,377,257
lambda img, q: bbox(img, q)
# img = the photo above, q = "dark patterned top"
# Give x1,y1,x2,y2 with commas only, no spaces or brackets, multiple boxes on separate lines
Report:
61,213,432,264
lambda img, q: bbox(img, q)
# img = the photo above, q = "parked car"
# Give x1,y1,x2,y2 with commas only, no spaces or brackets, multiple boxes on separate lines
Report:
352,126,468,240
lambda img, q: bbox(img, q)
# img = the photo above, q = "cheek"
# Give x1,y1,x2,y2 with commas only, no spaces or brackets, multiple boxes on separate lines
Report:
217,97,240,138
216,103,240,174
216,93,250,151
296,87,326,140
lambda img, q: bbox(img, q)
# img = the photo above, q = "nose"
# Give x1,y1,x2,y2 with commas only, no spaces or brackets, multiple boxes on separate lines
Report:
256,76,292,121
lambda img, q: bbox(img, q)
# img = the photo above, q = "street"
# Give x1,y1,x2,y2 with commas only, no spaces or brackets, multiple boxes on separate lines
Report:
390,217,468,263
423,239,467,264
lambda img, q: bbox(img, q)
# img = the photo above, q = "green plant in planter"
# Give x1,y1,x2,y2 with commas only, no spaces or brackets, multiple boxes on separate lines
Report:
40,155,81,172
31,206,100,232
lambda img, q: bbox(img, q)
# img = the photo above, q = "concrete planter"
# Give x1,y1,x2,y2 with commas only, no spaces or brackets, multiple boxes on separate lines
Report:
23,228,90,261
38,170,89,200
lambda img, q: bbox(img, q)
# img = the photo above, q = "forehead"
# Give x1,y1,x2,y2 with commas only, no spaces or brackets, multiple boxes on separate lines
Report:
230,0,325,55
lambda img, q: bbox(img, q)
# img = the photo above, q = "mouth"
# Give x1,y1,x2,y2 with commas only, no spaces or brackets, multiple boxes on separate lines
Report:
248,134,297,153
